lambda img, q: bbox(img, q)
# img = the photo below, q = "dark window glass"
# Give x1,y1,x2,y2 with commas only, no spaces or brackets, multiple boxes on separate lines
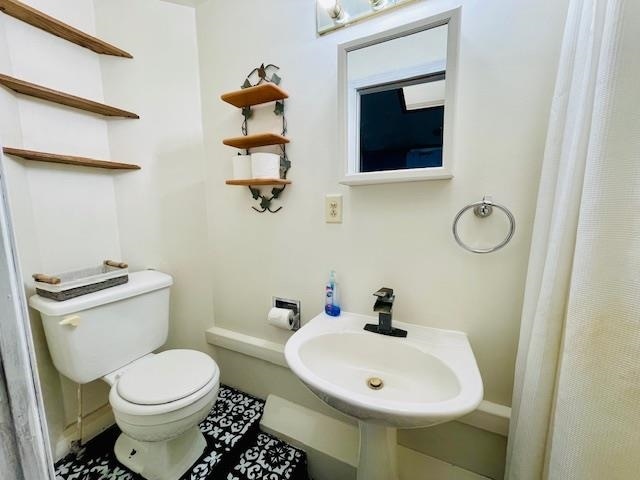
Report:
359,77,444,173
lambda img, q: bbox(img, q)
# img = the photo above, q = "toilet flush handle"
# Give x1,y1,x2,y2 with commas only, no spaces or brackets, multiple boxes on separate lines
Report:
59,315,80,327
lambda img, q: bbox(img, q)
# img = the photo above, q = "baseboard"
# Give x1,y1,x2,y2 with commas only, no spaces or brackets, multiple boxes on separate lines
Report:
260,394,489,480
206,326,511,436
206,326,287,367
55,404,115,461
397,446,490,480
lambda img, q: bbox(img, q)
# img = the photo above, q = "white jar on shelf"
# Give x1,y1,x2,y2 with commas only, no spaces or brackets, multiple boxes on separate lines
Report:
251,152,280,179
232,154,252,179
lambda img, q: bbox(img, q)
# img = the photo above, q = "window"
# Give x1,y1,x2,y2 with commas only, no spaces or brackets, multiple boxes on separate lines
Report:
359,73,445,173
338,10,460,185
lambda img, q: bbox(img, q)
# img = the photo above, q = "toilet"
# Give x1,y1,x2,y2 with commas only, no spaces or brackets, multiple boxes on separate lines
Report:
29,270,220,480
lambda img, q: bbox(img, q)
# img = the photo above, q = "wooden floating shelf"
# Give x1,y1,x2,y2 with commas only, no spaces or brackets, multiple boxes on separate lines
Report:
223,133,289,149
225,178,291,186
0,74,139,118
3,147,141,171
221,83,288,108
0,0,132,58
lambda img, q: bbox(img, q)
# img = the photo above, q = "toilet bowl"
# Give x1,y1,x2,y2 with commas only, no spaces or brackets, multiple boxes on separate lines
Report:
104,349,220,480
28,270,221,480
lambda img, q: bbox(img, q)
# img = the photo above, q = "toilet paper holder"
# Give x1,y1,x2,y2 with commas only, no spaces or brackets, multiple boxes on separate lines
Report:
273,296,301,331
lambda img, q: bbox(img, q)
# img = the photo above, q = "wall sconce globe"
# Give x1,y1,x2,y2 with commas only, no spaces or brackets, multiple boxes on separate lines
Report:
369,0,389,11
318,0,348,23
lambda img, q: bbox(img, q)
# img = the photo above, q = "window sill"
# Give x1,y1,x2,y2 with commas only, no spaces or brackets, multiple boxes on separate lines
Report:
339,168,453,186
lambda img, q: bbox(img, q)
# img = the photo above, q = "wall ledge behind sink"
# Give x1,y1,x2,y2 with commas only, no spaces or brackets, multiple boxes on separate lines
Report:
205,326,511,437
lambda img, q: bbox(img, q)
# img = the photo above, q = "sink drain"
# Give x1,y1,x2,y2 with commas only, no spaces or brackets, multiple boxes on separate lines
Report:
367,377,384,390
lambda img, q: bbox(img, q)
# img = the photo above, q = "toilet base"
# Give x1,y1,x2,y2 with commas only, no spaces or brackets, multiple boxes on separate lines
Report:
114,425,206,480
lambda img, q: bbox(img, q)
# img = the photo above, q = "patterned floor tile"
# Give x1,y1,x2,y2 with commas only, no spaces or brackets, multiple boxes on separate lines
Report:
228,432,307,480
54,385,308,480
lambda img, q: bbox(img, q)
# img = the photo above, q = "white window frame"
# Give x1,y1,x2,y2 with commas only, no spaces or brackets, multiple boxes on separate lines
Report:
338,8,461,186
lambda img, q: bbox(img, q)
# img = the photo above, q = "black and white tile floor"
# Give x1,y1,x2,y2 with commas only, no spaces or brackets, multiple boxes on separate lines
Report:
55,386,309,480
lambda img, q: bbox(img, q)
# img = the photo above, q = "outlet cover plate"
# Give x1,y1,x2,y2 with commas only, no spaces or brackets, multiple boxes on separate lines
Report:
325,194,343,223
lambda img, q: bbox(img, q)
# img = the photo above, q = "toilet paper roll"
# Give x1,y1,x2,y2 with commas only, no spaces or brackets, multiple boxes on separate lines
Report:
232,155,252,179
251,152,280,179
268,307,294,330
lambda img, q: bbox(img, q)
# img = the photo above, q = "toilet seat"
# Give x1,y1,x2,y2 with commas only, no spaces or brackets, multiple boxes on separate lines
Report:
109,350,220,417
117,350,216,405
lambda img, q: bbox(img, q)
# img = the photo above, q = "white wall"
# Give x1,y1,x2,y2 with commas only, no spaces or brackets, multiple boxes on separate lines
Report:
95,0,213,356
0,0,121,457
0,0,207,459
196,0,568,477
197,0,568,412
0,0,570,475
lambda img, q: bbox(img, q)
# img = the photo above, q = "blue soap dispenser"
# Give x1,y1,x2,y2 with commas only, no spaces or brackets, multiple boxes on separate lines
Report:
325,270,341,316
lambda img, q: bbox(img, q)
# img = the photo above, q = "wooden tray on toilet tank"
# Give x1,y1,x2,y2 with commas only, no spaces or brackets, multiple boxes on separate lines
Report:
33,260,129,301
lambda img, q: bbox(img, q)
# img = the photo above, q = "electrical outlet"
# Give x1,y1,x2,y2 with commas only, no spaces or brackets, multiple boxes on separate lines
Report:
325,194,343,223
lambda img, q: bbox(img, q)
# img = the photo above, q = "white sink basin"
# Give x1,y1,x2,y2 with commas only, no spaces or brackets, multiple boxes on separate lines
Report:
285,311,483,480
285,311,483,427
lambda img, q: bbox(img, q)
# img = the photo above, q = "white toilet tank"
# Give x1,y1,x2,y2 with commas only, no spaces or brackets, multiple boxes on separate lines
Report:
29,270,173,384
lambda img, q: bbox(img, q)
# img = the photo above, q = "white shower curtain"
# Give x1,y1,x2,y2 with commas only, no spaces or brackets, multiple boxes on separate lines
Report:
506,0,640,478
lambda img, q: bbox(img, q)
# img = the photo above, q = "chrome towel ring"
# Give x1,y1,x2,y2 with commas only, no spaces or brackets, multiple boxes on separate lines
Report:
452,196,516,254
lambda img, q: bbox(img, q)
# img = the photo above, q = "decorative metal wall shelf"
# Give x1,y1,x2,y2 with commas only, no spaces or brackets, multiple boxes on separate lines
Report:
220,64,290,213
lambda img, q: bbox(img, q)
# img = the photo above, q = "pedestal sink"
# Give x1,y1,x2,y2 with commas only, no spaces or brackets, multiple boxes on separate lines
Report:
284,312,483,480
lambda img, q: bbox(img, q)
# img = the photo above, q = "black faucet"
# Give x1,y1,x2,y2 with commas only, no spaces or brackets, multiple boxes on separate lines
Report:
364,287,407,337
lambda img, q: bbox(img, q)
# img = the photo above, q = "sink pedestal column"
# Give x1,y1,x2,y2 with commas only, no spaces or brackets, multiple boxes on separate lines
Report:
357,422,398,480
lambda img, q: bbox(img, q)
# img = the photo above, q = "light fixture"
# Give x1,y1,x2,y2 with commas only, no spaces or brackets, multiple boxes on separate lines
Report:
318,0,348,24
369,0,390,11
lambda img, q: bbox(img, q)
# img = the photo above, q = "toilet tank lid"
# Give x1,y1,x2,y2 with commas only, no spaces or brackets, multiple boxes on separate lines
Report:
29,270,173,317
